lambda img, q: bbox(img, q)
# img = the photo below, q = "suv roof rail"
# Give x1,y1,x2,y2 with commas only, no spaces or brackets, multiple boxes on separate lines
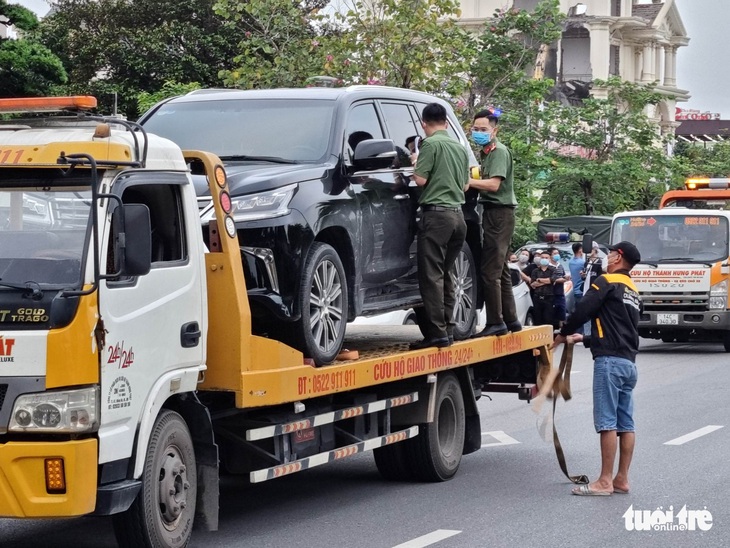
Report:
185,88,239,96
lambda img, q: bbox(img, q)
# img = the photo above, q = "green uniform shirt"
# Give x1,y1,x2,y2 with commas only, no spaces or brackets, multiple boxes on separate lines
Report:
478,140,516,207
413,130,468,207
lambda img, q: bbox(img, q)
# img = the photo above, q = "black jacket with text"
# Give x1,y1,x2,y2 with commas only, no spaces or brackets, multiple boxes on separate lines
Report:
560,269,641,362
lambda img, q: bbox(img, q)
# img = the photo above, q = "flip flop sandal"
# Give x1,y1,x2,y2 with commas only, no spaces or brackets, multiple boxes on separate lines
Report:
572,485,612,496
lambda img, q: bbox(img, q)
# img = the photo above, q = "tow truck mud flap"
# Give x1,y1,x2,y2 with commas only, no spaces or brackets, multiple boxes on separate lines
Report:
0,439,97,517
249,426,419,483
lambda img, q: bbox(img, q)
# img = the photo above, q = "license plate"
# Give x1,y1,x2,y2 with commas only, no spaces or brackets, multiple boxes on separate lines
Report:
657,313,679,325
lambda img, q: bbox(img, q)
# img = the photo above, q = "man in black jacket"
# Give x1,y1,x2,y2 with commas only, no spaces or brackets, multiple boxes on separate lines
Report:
552,241,641,496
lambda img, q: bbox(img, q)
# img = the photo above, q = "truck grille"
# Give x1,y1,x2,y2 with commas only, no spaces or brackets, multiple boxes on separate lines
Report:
0,384,6,411
641,292,708,312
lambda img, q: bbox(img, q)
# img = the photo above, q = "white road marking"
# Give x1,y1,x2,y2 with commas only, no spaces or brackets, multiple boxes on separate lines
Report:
664,425,724,445
481,430,520,448
393,530,462,548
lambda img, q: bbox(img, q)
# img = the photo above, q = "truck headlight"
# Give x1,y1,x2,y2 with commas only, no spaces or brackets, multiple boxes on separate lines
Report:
709,280,728,310
200,183,297,223
9,386,99,433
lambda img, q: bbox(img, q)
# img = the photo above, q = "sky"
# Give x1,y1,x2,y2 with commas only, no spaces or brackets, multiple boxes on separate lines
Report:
11,0,730,117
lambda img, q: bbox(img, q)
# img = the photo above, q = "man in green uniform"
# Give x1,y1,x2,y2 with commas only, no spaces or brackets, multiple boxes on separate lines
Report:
468,107,521,337
410,103,469,349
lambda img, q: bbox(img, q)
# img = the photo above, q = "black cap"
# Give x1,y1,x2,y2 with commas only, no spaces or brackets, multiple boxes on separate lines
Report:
608,241,641,266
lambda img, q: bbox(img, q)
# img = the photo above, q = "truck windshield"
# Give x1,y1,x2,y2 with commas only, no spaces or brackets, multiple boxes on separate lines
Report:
613,214,729,263
141,98,336,163
0,189,90,287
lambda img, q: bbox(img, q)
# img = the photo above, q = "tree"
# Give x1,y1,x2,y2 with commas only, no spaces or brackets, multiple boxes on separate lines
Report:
215,0,332,89
467,0,564,118
37,0,241,117
0,0,67,97
673,140,730,185
535,78,674,216
323,0,475,97
137,81,201,114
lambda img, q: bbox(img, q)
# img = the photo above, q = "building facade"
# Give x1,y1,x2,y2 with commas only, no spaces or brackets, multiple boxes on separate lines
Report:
459,0,690,133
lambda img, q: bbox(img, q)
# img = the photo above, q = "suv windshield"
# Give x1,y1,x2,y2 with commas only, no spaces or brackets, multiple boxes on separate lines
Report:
613,214,729,263
0,189,90,286
142,98,336,163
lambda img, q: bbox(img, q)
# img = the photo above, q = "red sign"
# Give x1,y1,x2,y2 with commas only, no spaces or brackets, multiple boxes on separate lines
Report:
676,108,721,121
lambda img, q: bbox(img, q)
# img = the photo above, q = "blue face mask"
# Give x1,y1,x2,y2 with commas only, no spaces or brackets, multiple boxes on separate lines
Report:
471,131,491,146
540,258,550,267
552,254,561,262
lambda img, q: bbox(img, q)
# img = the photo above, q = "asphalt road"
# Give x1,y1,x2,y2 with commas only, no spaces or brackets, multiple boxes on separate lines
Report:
1,337,728,548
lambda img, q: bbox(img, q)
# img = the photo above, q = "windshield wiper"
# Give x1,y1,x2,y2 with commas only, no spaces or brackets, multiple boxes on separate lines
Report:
218,155,297,164
0,279,43,300
656,258,712,267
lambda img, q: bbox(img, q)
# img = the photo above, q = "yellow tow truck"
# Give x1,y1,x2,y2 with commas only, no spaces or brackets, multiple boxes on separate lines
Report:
0,97,553,547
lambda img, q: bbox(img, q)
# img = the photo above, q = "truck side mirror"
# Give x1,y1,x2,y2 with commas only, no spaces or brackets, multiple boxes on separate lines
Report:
352,139,397,171
582,233,593,254
112,204,152,277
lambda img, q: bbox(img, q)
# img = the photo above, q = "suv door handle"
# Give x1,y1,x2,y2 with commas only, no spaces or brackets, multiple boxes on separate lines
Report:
181,322,201,348
394,194,410,200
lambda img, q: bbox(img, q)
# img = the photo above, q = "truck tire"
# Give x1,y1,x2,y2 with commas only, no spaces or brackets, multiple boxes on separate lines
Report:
415,242,477,341
404,373,465,482
296,242,348,365
373,442,414,481
113,410,197,548
724,332,730,352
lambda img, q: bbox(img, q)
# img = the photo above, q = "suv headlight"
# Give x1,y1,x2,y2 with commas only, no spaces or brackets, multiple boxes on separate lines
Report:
709,280,728,310
9,386,99,433
201,183,297,223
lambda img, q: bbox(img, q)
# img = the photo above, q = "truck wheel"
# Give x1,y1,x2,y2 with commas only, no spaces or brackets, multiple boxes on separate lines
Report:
405,373,465,482
296,242,348,365
373,442,414,481
415,242,477,340
113,410,197,548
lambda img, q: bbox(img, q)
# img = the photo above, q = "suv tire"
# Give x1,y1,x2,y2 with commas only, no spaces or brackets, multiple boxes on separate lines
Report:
295,242,348,365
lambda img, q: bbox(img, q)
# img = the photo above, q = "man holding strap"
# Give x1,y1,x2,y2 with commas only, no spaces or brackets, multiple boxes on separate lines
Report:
552,241,641,496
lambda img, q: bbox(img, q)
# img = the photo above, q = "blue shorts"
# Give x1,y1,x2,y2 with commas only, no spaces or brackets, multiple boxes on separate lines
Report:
593,356,638,433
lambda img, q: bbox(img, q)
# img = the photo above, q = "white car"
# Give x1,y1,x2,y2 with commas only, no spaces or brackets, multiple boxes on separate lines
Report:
354,263,533,329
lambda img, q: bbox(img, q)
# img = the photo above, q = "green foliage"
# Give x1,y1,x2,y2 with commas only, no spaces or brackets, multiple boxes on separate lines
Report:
323,0,475,97
215,0,331,89
0,1,67,97
673,140,730,184
534,78,673,216
216,0,474,97
467,0,564,118
37,0,240,117
137,82,202,114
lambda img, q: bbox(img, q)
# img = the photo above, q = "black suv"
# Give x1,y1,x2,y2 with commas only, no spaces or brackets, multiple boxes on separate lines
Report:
140,86,481,364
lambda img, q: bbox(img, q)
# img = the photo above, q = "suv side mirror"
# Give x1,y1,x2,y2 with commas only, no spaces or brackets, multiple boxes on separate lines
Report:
112,204,152,277
353,139,397,171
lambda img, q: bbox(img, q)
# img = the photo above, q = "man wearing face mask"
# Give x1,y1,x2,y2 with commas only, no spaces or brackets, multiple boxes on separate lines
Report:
467,107,521,337
530,251,557,327
548,246,570,330
551,241,641,496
